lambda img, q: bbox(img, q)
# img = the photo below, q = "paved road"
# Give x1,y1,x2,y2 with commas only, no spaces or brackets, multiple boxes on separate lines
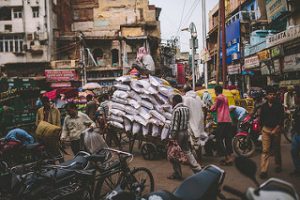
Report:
129,138,300,198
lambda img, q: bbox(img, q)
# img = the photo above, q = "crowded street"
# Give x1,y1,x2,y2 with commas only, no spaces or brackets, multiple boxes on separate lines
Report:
1,0,300,199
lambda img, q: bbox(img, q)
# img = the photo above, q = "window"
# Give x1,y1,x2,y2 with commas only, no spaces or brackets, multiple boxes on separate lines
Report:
4,25,12,32
32,7,39,18
0,35,24,53
111,49,119,66
93,48,104,65
0,7,12,21
13,8,23,19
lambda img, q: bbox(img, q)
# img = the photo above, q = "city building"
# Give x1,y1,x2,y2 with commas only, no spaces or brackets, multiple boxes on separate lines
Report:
55,0,161,87
0,0,58,89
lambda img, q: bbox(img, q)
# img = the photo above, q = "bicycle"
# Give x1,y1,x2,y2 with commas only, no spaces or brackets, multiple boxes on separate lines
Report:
12,148,154,200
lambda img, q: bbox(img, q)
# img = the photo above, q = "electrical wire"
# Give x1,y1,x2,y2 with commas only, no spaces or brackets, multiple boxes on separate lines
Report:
176,0,187,36
182,0,201,28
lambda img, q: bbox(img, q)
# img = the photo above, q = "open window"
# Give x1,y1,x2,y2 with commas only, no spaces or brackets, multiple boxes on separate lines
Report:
93,48,104,66
111,49,119,66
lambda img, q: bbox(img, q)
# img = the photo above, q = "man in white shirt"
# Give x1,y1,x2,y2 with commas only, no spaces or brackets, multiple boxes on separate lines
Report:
61,102,96,155
284,86,296,110
183,85,206,159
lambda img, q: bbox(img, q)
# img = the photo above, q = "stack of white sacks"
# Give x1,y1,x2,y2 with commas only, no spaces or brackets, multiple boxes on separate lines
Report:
107,75,179,140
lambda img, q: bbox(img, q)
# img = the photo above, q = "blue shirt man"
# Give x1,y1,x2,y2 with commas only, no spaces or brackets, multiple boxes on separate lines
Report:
5,128,34,145
229,105,248,121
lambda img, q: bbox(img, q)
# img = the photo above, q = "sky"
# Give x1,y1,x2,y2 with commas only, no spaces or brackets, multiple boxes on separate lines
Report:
149,0,219,52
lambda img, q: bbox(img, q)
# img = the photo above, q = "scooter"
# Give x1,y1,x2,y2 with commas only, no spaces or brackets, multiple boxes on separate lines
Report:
232,114,261,157
105,164,226,200
223,156,299,200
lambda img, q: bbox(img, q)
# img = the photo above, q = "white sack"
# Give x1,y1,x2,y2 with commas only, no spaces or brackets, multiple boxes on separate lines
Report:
140,100,154,110
124,118,132,132
109,109,126,117
132,122,141,135
142,125,150,136
152,125,160,137
112,97,128,105
111,102,126,111
83,129,108,154
134,115,148,126
115,83,131,91
113,90,129,99
139,107,151,120
150,110,166,123
108,121,124,129
128,99,141,109
128,90,142,102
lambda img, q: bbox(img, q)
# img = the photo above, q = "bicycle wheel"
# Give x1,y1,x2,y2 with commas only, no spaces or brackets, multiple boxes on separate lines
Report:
94,171,123,200
284,118,293,143
127,167,154,197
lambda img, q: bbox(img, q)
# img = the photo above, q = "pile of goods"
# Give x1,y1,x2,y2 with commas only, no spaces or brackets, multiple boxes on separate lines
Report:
108,75,180,140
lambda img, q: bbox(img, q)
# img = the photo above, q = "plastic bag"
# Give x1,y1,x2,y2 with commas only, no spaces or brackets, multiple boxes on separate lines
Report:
161,124,170,140
111,102,126,111
109,115,124,123
132,122,141,135
152,125,160,137
113,90,129,99
139,107,151,120
150,110,166,123
108,121,124,129
112,97,128,105
128,99,141,109
83,128,108,154
124,118,132,132
140,100,154,110
142,125,149,136
109,109,126,117
115,83,131,91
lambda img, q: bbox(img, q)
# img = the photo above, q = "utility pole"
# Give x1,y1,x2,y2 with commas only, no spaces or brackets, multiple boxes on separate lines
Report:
182,23,198,90
220,0,227,87
201,0,208,89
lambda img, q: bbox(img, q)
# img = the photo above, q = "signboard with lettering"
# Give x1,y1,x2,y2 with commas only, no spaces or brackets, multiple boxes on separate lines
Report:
244,55,260,69
266,0,288,23
270,45,283,58
283,53,300,72
50,82,72,88
45,70,79,82
0,89,19,103
257,50,270,61
266,26,300,48
50,60,77,69
227,63,241,75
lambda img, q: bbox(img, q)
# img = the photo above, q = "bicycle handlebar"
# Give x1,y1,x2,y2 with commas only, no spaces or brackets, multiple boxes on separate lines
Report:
103,148,134,163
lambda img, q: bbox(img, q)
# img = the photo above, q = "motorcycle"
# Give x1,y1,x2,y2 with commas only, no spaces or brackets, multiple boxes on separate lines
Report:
232,114,261,157
223,156,299,200
105,164,225,200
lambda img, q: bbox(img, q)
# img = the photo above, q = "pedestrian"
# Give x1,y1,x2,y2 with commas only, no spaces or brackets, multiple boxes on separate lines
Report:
168,94,202,180
259,86,284,179
0,104,14,136
183,85,206,159
85,94,98,121
284,86,296,110
35,91,46,109
36,96,61,127
98,93,121,148
61,102,96,155
210,85,234,165
290,88,300,176
229,105,248,130
5,128,34,145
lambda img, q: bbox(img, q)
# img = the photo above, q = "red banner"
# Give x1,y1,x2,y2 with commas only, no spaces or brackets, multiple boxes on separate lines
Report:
45,70,79,82
50,82,72,88
177,63,186,85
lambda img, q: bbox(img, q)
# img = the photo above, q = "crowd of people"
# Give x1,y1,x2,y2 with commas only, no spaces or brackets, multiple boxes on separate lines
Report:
1,83,300,181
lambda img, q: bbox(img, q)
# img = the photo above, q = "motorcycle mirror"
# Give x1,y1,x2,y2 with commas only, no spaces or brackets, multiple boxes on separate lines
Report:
235,156,259,187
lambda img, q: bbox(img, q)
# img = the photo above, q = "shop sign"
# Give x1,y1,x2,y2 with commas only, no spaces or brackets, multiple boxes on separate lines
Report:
50,82,72,88
266,25,300,48
227,63,240,75
244,55,260,69
283,53,300,72
50,60,76,69
45,70,79,82
261,63,270,75
270,46,283,58
273,59,281,74
257,50,270,61
0,89,19,103
266,0,288,23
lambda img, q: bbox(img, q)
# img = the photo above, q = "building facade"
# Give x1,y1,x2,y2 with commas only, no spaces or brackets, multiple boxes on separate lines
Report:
56,0,161,87
0,0,58,81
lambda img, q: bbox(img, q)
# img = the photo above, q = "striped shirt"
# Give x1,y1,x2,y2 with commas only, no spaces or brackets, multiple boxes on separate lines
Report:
98,100,109,117
170,103,190,136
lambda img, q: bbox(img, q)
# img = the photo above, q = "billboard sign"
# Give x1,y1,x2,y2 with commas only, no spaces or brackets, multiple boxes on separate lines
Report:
45,70,79,82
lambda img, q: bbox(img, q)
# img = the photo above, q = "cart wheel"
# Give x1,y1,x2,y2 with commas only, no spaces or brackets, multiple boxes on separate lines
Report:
141,143,156,160
156,144,167,159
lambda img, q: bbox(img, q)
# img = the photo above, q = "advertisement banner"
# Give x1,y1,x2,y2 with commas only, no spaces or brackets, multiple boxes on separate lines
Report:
283,53,300,72
45,70,79,82
266,0,288,23
257,50,270,61
177,63,186,85
266,26,300,48
227,63,240,75
270,45,283,58
50,82,72,88
244,55,260,69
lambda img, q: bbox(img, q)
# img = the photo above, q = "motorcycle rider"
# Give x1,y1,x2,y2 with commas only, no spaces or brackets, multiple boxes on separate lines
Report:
5,128,34,145
290,88,300,176
259,86,284,179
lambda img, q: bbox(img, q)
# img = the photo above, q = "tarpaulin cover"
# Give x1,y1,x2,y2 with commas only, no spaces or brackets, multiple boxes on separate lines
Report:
43,88,78,100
